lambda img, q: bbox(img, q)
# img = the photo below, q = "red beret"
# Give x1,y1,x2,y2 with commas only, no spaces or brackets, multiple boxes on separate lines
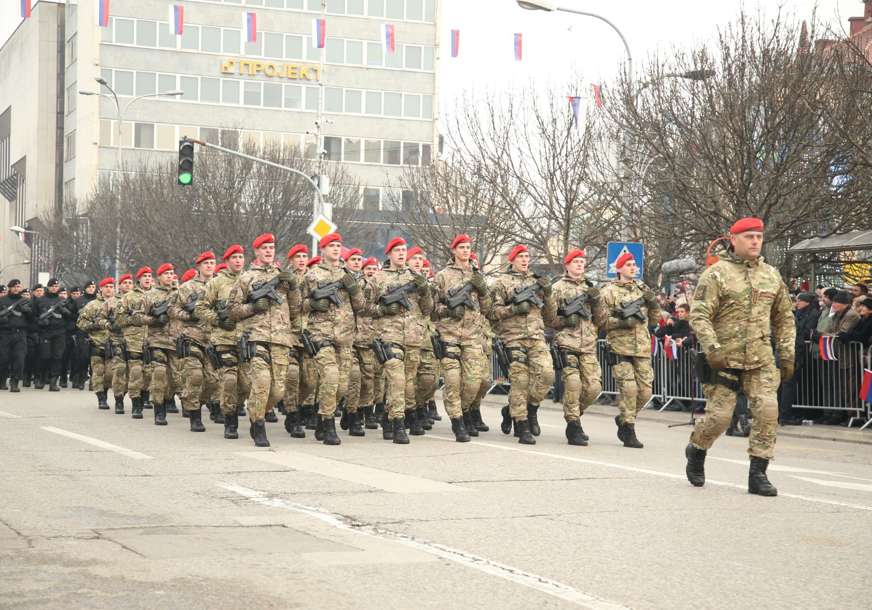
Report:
287,243,309,259
451,234,471,249
362,257,378,268
384,237,407,255
507,245,528,262
252,233,275,249
223,244,244,261
563,249,586,265
98,277,115,288
195,251,216,265
135,266,152,279
119,273,133,283
343,247,363,261
307,256,321,268
156,263,174,277
215,263,228,273
319,232,342,249
615,252,635,270
180,269,197,284
407,246,424,259
730,217,764,234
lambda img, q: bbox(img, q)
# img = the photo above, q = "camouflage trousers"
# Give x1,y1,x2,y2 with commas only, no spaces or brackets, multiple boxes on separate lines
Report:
241,343,289,422
88,353,113,393
470,336,494,410
110,355,127,397
383,345,420,420
283,347,302,413
299,353,318,407
347,346,377,413
612,356,654,424
415,348,439,407
373,354,385,406
126,352,145,399
179,343,210,414
315,344,353,418
691,361,779,460
506,338,555,421
147,347,176,406
561,350,602,422
441,342,487,420
214,347,249,416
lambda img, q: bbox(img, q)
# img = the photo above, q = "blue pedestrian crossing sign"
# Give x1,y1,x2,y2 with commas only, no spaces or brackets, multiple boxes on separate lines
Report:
606,242,644,279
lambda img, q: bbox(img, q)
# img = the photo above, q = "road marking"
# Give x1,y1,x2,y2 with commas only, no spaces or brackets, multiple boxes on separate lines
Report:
422,434,872,512
0,410,21,418
41,426,153,460
790,476,872,493
219,483,628,610
709,457,872,482
236,450,465,494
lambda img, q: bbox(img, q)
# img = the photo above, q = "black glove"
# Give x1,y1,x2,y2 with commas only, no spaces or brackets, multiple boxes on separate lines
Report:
447,305,465,319
156,313,169,326
188,310,198,322
586,286,600,300
512,301,531,315
562,313,581,328
536,275,552,297
412,272,429,295
341,271,361,296
277,270,296,290
379,302,402,317
309,298,330,313
253,298,270,313
470,271,488,295
641,285,657,304
218,318,236,331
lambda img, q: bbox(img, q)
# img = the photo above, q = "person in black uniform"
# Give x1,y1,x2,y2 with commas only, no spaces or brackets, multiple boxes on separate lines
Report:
0,284,7,389
32,278,73,391
0,279,32,392
25,285,43,387
60,286,81,388
71,281,96,390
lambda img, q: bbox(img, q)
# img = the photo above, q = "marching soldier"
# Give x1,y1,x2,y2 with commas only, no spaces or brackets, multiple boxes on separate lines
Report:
139,263,178,426
117,267,152,419
407,246,438,431
105,274,133,414
340,247,369,436
362,257,386,427
0,279,32,392
33,278,72,391
545,249,603,446
76,278,118,409
70,281,96,390
284,243,310,437
24,283,43,388
685,217,795,496
488,245,555,445
596,252,660,448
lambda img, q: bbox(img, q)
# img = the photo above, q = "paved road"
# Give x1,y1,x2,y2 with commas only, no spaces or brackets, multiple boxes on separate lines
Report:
2,389,871,610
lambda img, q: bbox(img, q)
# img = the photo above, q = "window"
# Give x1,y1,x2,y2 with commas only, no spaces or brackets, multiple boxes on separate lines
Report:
65,34,77,66
118,121,133,147
401,189,416,211
306,0,321,9
263,83,283,108
265,0,284,6
344,89,362,114
222,79,240,104
422,95,433,119
364,140,381,163
385,46,403,68
327,0,345,12
181,24,199,50
102,17,114,42
63,179,75,205
101,69,113,88
64,131,76,161
136,20,157,47
264,32,283,58
383,92,402,117
323,136,342,161
346,40,363,64
404,45,422,70
325,87,343,112
180,76,199,101
284,84,303,109
402,142,420,165
386,0,404,19
365,91,382,115
222,29,240,54
306,37,320,61
200,127,220,145
244,82,262,106
134,123,155,149
242,130,261,149
285,34,303,59
368,0,385,17
286,0,304,7
343,138,361,162
422,143,432,165
180,126,199,141
347,0,364,15
366,42,382,66
115,18,135,44
247,0,264,5
100,120,112,145
221,129,240,150
156,124,176,150
202,26,221,53
405,0,424,20
114,70,134,96
423,46,434,71
404,94,421,118
305,86,319,111
282,133,300,151
383,140,401,165
158,22,176,48
245,37,263,57
135,72,156,96
363,187,380,211
158,74,177,94
65,83,76,115
424,0,435,21
201,77,221,103
326,38,344,63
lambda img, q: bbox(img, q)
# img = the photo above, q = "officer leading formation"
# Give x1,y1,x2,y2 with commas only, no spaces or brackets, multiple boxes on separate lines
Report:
0,218,792,496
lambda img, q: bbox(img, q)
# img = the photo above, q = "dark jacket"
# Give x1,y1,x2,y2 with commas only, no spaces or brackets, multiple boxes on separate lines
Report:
0,294,32,331
32,292,72,335
794,305,819,352
837,314,872,348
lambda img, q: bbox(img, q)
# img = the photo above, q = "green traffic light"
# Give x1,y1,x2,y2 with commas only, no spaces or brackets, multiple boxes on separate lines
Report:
178,172,193,185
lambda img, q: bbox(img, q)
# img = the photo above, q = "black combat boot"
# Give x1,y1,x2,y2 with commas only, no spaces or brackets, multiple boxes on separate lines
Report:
615,415,627,443
166,397,179,414
463,411,479,437
48,376,60,392
188,407,206,432
9,378,20,393
213,401,225,424
264,409,278,423
142,390,152,409
748,457,778,496
393,418,409,444
315,416,325,441
577,419,589,441
97,391,110,410
515,419,536,445
339,405,350,431
382,412,394,440
527,403,541,436
207,401,218,423
251,420,270,447
23,374,32,388
417,405,432,431
622,423,644,448
428,398,441,421
236,404,245,416
471,408,488,432
685,444,706,487
34,375,45,390
131,397,143,420
114,395,125,414
409,410,425,436
450,417,470,442
276,399,287,415
303,404,317,430
290,411,306,438
224,413,239,439
321,416,341,445
374,402,386,424
565,420,588,446
58,375,67,388
349,411,365,437
500,405,512,434
154,401,167,426
363,405,378,429
0,378,6,390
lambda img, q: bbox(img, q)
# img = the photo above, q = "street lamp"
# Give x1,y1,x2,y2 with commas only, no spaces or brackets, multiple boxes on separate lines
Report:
9,225,38,236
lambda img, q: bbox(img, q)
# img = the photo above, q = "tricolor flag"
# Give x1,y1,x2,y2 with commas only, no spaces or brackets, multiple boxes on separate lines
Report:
818,335,837,361
20,0,31,19
651,336,659,356
568,96,582,129
98,0,111,27
382,23,396,55
860,369,872,403
450,29,460,58
243,11,257,43
591,84,604,108
312,18,326,49
168,4,184,36
513,33,523,61
664,336,679,361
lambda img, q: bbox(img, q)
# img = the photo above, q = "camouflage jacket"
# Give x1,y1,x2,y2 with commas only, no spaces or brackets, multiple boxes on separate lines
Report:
76,294,115,348
353,275,377,348
117,287,148,353
370,267,433,348
171,277,210,345
433,264,492,346
195,269,240,348
545,275,603,354
689,250,794,370
291,268,307,336
140,285,178,350
487,271,547,345
596,280,660,358
302,262,365,347
228,262,299,348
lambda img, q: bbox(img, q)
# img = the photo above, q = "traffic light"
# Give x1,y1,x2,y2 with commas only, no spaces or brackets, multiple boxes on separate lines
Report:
177,138,194,185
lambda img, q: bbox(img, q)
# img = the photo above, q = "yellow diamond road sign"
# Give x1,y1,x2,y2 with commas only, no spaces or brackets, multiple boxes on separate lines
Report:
307,214,337,240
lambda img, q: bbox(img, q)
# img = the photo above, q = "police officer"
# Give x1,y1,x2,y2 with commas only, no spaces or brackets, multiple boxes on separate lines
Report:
685,217,795,496
24,284,43,387
76,278,118,409
0,279,32,392
33,278,72,391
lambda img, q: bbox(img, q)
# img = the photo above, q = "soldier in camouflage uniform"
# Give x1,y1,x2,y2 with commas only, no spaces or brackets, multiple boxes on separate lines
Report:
107,273,134,414
369,237,433,444
301,233,366,445
545,249,603,446
76,278,118,411
432,235,492,442
596,252,660,448
359,257,384,429
488,245,554,445
228,233,300,447
685,218,795,496
139,264,178,426
117,266,152,419
407,246,437,431
283,244,309,438
340,247,370,436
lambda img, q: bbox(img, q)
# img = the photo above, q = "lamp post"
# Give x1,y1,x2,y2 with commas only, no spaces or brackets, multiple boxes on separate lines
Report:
79,80,184,279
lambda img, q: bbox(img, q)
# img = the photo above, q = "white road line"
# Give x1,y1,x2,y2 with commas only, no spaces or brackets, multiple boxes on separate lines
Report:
790,476,872,493
218,483,628,610
0,410,21,418
41,426,153,460
710,456,872,482
422,434,872,512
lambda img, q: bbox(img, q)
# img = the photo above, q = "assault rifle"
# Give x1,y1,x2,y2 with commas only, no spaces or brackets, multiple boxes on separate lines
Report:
510,283,544,309
310,280,343,307
38,300,66,322
549,342,565,371
616,297,646,322
181,292,199,313
247,277,284,305
0,299,25,319
558,293,592,321
301,329,318,358
492,337,510,377
379,281,417,311
151,300,171,317
215,299,230,323
445,282,476,310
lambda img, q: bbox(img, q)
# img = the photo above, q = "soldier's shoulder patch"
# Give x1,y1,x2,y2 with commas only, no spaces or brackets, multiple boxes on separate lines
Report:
693,284,707,301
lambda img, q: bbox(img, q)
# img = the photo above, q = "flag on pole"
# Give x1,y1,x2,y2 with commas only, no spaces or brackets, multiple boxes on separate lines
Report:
860,369,872,403
98,0,111,27
312,18,326,49
568,96,582,128
591,84,604,108
243,11,257,43
664,336,679,361
818,335,837,361
450,29,460,58
651,336,659,356
382,23,396,54
168,4,184,36
513,33,523,61
20,0,31,19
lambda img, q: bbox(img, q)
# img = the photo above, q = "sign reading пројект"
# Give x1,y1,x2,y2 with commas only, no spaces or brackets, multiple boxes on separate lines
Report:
606,242,645,279
221,58,322,81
